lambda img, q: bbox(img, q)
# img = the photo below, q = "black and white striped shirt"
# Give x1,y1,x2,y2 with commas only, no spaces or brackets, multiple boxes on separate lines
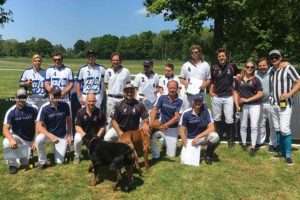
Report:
270,64,300,106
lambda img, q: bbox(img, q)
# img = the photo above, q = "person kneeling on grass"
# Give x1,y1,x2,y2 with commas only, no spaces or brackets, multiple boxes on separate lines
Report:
2,88,38,174
179,94,220,165
35,86,72,168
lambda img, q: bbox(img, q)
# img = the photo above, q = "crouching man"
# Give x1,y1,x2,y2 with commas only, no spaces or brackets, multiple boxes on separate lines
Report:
73,92,106,164
2,88,38,174
179,94,219,165
35,86,72,168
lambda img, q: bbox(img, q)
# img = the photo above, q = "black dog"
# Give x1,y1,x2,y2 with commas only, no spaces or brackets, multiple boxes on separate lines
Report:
82,134,135,192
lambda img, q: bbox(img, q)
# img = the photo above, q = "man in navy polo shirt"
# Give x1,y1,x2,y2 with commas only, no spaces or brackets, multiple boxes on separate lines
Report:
2,88,38,174
179,94,219,165
150,80,183,158
35,86,72,168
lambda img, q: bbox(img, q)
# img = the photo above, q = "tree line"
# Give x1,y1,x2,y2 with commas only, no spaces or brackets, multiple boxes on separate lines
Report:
0,30,216,62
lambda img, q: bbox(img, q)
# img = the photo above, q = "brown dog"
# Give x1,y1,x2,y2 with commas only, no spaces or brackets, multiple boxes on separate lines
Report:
119,129,150,170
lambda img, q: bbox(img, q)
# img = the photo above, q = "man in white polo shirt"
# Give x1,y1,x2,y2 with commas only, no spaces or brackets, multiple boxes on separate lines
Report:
133,60,159,110
45,52,74,104
104,52,131,127
179,45,211,109
76,50,106,109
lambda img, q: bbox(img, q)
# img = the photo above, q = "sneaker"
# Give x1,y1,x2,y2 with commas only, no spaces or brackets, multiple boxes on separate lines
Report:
8,166,18,174
268,145,277,153
286,158,294,165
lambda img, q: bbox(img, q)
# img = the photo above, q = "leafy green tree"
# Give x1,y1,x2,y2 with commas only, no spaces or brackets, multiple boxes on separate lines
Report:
73,39,87,54
35,38,53,57
89,34,119,58
0,0,13,25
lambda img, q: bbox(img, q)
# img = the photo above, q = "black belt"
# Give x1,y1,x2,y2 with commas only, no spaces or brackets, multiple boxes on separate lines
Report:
108,94,123,99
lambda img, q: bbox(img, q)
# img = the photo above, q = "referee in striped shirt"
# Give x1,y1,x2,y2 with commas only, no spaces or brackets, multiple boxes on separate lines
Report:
269,49,300,165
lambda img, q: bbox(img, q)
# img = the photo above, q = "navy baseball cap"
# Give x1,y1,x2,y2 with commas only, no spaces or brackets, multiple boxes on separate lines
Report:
52,86,62,97
143,60,153,66
191,94,204,103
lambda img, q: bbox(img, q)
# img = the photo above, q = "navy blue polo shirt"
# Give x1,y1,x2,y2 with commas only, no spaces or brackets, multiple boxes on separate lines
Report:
37,102,70,138
155,95,183,128
234,77,262,105
179,106,213,139
4,104,38,141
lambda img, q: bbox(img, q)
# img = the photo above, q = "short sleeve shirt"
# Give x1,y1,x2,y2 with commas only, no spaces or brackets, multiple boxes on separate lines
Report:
234,77,263,105
211,63,235,97
45,65,73,92
154,95,183,128
112,99,148,132
77,64,105,95
104,67,131,95
133,72,159,103
180,60,211,81
179,106,213,139
3,104,38,141
37,102,70,138
75,107,106,136
20,67,46,97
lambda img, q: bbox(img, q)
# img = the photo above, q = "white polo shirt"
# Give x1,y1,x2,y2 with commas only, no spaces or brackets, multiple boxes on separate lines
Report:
133,72,159,103
180,60,211,81
77,64,105,95
104,67,131,96
20,67,46,97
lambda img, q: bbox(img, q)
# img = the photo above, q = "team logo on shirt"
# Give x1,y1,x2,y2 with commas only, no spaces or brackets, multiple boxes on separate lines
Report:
108,71,112,77
87,71,91,76
132,108,136,113
84,115,88,120
54,71,56,76
123,108,127,113
227,69,231,75
141,77,145,82
188,67,191,72
93,116,97,122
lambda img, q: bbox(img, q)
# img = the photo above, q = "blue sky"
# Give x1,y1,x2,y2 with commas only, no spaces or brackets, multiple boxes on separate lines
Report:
1,0,177,48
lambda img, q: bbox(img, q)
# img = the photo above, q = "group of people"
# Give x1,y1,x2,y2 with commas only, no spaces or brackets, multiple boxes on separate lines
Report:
2,45,300,175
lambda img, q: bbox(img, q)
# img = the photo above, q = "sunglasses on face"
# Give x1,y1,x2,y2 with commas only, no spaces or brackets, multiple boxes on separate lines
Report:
245,65,255,69
270,56,280,60
17,95,27,99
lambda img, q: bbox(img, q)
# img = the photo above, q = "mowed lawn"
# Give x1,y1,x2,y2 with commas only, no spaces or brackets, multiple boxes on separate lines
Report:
1,140,300,200
0,57,183,98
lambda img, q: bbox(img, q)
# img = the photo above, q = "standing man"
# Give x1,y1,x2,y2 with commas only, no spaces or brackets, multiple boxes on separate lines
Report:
179,45,211,109
73,93,106,164
255,57,277,151
104,83,149,142
35,86,72,168
150,80,183,158
104,52,131,127
2,88,38,174
133,60,159,110
210,48,235,147
269,50,300,165
19,54,47,109
45,52,74,105
76,50,106,109
179,94,219,165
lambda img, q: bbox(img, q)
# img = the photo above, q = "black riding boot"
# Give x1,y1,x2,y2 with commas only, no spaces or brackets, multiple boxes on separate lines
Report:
214,121,224,140
226,123,235,148
205,141,219,165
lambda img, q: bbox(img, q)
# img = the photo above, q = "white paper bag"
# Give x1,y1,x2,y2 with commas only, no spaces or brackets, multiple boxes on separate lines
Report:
180,139,201,166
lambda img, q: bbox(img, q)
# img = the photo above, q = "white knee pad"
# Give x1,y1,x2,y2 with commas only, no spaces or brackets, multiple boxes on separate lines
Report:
208,132,220,144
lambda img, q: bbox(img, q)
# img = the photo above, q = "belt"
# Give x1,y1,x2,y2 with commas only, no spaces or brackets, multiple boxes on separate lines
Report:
108,94,123,99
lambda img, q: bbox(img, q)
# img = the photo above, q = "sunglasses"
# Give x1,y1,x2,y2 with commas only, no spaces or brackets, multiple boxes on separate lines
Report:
245,65,255,69
17,95,27,99
270,56,280,60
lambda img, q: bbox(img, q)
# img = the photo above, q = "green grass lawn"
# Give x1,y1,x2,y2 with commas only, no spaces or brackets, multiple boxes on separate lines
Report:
1,140,300,200
0,57,183,98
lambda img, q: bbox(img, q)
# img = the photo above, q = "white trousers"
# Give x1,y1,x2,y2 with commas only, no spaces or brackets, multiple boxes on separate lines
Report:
257,103,276,146
35,134,67,165
104,128,119,142
271,105,292,135
240,104,261,147
151,128,178,158
81,93,103,109
106,96,123,129
73,132,83,158
193,131,220,145
2,134,33,167
211,96,234,124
